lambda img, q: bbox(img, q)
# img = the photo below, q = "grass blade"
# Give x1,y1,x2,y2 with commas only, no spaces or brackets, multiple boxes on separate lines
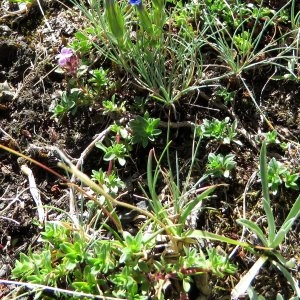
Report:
259,141,276,242
231,255,269,300
183,229,251,248
236,219,268,247
271,218,295,248
179,186,215,225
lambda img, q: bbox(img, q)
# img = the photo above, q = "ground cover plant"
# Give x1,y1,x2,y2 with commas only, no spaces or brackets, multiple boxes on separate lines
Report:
0,0,300,299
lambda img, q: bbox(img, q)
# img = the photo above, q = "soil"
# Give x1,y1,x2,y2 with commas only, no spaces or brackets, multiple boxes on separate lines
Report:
0,0,299,299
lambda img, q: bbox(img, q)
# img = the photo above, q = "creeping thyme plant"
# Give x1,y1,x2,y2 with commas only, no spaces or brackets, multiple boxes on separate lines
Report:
5,0,300,299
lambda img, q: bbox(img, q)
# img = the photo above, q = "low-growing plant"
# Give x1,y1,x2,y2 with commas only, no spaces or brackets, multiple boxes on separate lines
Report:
91,168,125,196
88,68,109,90
70,30,94,54
3,134,297,299
51,89,80,117
201,0,298,89
2,0,300,298
51,46,111,118
69,0,210,105
265,157,299,194
206,153,237,178
232,141,300,298
102,95,126,116
10,180,236,299
215,87,236,105
129,112,162,147
233,31,253,55
262,130,280,145
196,117,241,145
96,141,128,166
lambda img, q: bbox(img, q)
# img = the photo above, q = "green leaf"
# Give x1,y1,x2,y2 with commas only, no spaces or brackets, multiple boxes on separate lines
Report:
104,152,116,161
280,194,300,231
105,0,125,43
182,278,191,292
136,6,154,36
231,255,268,299
259,142,276,242
262,198,276,246
130,114,162,147
60,242,74,254
179,186,215,225
260,141,270,203
236,219,268,247
271,218,295,248
95,142,107,152
271,260,300,297
183,229,250,248
276,294,284,300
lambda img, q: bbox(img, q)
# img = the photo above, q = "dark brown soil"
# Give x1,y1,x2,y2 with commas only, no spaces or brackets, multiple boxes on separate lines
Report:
0,0,299,299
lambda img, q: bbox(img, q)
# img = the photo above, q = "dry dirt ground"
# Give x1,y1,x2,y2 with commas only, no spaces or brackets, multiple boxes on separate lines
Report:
0,0,300,299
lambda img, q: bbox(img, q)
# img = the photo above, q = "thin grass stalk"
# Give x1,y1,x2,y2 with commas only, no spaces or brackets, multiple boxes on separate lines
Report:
0,279,125,300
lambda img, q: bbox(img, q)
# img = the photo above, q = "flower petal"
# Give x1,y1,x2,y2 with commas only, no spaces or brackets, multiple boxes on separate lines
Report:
129,0,142,5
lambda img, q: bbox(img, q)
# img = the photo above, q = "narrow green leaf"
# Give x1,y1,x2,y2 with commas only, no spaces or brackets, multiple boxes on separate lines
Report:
183,229,250,248
271,260,300,297
136,7,154,36
271,251,290,268
271,218,295,248
146,148,171,228
276,294,284,300
281,195,300,230
262,198,276,245
231,255,268,299
259,142,276,241
236,219,268,247
260,141,270,203
147,149,155,200
179,186,215,225
104,0,125,42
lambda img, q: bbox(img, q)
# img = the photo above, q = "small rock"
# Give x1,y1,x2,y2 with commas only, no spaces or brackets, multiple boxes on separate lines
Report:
0,81,15,102
0,25,12,34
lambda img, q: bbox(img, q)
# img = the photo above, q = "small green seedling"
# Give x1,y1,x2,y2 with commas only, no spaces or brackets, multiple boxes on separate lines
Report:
70,30,94,54
96,142,127,166
233,31,253,55
266,157,299,194
263,130,280,145
197,118,241,145
103,95,126,116
215,87,236,105
88,68,109,90
91,168,125,195
129,112,162,147
206,153,237,178
51,89,80,117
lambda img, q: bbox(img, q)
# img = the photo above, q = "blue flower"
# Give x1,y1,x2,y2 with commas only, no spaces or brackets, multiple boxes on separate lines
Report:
129,0,142,5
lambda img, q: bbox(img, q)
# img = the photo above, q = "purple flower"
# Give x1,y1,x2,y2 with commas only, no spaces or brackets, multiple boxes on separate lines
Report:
56,47,73,66
56,47,79,74
129,0,142,5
